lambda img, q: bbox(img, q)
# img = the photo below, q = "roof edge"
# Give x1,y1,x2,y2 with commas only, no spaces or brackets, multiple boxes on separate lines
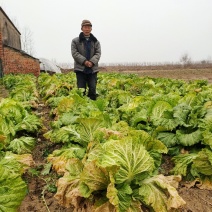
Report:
0,7,21,35
4,44,39,61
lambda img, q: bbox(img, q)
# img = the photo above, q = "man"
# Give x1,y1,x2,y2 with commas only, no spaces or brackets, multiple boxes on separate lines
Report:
71,20,101,100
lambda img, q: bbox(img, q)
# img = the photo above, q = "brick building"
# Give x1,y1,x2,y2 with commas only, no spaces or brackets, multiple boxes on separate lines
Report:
0,7,40,77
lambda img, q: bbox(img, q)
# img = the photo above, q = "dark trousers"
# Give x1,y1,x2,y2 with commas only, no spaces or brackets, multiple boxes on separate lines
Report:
76,72,97,100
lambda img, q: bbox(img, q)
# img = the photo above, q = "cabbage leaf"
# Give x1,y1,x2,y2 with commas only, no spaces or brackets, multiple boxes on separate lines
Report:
8,136,35,154
99,139,155,184
192,148,212,176
0,164,27,212
137,175,185,212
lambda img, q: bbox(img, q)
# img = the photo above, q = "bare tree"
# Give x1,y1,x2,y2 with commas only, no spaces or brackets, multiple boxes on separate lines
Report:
180,53,192,66
21,27,35,56
10,17,35,56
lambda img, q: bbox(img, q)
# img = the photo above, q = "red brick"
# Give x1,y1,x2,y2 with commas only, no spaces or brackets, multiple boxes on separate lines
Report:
3,46,40,76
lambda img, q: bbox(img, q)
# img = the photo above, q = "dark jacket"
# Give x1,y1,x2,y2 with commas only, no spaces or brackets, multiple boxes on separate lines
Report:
71,32,101,73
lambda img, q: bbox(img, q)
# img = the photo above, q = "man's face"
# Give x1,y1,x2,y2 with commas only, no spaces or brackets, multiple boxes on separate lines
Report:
82,25,92,36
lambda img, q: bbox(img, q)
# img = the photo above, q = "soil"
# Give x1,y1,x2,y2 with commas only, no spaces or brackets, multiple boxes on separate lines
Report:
102,67,212,84
1,68,212,212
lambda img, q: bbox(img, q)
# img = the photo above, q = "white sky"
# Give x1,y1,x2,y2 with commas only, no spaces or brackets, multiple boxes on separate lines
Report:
0,0,212,64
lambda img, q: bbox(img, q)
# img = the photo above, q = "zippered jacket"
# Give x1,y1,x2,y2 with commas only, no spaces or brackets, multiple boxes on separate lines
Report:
71,32,101,73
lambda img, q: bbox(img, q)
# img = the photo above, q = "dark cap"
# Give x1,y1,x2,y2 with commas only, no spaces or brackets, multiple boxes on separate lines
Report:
81,19,92,27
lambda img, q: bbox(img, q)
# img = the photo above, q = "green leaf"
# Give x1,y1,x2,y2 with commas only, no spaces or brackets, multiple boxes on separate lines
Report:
14,114,42,132
157,132,178,147
173,103,191,126
192,148,212,175
107,182,134,212
178,93,199,107
201,118,212,149
100,138,155,184
116,184,133,211
151,101,173,124
138,175,185,212
59,112,78,126
0,152,25,174
129,130,168,154
154,110,179,130
176,128,202,146
0,164,27,212
0,115,15,139
8,136,35,154
77,118,103,143
41,163,52,176
65,158,84,178
0,98,26,124
171,153,197,176
202,129,212,149
44,125,81,144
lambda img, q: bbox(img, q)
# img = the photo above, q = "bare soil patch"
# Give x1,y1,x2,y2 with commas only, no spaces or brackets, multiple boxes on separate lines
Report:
101,67,212,84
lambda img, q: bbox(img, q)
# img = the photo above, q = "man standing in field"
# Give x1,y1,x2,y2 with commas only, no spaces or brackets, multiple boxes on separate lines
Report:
71,20,101,100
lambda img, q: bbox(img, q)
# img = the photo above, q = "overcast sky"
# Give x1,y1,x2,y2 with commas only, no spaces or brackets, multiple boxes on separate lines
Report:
0,0,212,64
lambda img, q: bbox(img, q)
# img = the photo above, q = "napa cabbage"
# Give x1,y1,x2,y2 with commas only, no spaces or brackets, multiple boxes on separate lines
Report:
0,151,35,211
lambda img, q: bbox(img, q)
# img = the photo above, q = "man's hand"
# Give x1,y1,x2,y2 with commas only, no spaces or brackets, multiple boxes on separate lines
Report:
84,61,93,67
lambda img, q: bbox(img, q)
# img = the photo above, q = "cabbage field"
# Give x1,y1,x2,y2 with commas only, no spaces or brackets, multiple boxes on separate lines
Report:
0,72,212,212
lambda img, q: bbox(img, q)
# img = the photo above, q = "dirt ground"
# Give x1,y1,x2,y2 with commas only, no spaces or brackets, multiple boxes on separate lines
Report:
134,69,212,84
1,68,212,212
102,67,212,84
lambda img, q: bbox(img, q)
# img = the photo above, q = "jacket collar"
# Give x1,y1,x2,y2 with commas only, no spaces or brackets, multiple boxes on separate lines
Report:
79,32,97,42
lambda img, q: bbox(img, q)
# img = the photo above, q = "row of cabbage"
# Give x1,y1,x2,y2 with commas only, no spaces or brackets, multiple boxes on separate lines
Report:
0,74,42,211
37,72,212,211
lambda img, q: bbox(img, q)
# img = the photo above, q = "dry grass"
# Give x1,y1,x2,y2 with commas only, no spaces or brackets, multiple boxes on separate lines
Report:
99,66,212,83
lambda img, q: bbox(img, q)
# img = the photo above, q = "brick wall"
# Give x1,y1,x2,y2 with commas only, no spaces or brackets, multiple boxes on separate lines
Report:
0,8,40,77
0,32,3,59
3,46,40,76
0,32,3,77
